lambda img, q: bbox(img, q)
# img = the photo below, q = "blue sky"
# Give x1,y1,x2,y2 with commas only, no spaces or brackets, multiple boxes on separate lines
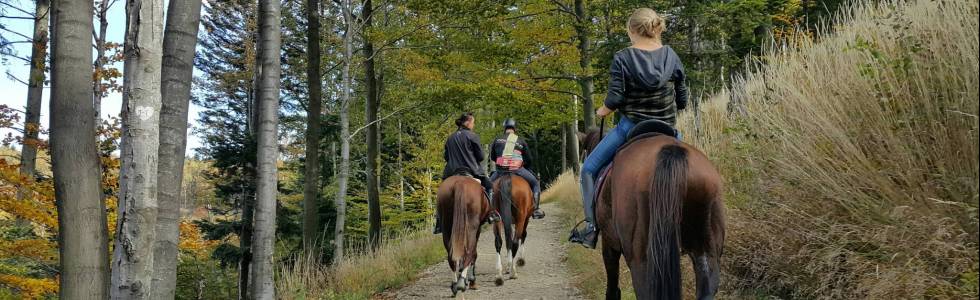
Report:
1,0,204,156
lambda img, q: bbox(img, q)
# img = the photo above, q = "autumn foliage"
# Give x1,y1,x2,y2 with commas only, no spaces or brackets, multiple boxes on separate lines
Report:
0,114,216,297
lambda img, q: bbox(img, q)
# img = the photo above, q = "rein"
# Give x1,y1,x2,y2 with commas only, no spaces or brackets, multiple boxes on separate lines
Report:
599,116,606,141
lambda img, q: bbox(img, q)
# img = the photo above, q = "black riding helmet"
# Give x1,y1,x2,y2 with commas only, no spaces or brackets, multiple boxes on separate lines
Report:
503,118,517,131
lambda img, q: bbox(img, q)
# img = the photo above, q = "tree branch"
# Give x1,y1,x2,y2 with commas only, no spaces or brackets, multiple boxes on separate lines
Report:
345,102,424,141
0,2,35,18
0,26,33,41
548,0,574,16
0,15,35,20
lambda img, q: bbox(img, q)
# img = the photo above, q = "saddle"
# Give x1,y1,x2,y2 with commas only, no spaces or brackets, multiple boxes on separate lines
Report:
593,119,679,205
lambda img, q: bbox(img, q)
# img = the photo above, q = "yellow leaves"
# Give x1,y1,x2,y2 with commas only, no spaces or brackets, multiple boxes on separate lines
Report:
0,274,57,299
179,221,218,258
0,239,57,264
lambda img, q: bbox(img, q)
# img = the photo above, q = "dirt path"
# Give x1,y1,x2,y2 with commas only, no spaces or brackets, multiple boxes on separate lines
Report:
382,203,583,300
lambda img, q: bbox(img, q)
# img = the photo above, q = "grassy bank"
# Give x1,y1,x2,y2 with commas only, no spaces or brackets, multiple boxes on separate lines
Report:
554,0,978,298
276,230,443,299
681,0,978,297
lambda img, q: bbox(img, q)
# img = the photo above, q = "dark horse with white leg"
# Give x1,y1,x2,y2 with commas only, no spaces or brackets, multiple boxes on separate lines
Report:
583,128,726,300
491,171,534,286
437,175,493,298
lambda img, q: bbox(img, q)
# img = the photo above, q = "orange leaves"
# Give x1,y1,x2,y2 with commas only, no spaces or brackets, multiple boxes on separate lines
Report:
0,239,57,264
179,221,218,258
0,274,58,299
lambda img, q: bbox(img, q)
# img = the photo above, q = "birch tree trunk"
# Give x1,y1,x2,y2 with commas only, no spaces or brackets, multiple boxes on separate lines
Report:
333,0,354,265
19,0,48,185
111,0,165,298
49,0,110,298
248,0,282,297
303,0,322,250
152,0,203,297
362,0,382,251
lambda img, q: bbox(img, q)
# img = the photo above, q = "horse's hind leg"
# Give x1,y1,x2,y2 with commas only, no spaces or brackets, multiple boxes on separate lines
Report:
494,223,505,285
602,242,622,300
687,198,724,300
689,251,720,300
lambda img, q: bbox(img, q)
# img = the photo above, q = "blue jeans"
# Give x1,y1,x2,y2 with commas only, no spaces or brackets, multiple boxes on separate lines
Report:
582,117,636,177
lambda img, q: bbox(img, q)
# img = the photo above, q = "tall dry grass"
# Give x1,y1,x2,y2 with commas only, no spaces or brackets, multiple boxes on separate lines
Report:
674,0,978,297
276,228,443,299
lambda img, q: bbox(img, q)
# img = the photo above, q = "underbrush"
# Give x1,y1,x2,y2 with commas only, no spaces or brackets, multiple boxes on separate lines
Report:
276,229,443,299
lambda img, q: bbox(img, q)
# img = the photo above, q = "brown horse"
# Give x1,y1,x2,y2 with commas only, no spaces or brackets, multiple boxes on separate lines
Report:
583,129,726,300
437,175,492,297
490,172,535,285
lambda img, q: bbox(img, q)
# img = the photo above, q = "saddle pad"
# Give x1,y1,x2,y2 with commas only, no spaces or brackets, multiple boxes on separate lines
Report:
593,163,614,205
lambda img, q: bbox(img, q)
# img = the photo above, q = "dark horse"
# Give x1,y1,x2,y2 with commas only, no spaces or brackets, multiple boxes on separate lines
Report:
491,171,535,285
437,175,492,298
582,128,726,300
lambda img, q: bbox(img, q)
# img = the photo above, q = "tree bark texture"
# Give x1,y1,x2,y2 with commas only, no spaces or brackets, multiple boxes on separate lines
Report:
247,0,283,298
49,0,110,298
152,0,203,298
111,0,165,298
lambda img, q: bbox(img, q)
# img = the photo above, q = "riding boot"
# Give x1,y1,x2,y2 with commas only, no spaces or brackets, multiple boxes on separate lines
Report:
531,191,545,219
569,172,598,249
433,216,442,234
485,189,500,223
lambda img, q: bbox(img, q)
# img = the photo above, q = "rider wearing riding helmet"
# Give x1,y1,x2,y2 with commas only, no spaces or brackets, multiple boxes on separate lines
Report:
434,112,500,234
489,118,545,219
569,8,689,248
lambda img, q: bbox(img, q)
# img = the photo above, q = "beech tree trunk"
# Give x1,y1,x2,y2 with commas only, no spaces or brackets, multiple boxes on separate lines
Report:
49,0,110,298
111,0,165,298
573,0,595,128
93,0,110,124
248,0,283,298
19,0,48,185
152,0,203,298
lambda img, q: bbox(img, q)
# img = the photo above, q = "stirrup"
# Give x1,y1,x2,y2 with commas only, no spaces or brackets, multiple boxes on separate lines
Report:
568,220,598,249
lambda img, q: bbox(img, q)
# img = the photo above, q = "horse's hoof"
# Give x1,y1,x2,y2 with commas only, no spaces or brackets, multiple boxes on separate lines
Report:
516,258,525,267
510,274,518,280
469,282,478,290
494,277,504,286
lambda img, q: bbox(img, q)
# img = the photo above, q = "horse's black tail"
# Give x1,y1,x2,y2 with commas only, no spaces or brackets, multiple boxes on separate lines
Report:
450,181,470,273
645,144,687,299
498,174,516,255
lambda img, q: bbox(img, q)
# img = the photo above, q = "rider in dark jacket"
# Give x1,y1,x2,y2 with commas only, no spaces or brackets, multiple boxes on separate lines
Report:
489,118,545,219
434,112,499,234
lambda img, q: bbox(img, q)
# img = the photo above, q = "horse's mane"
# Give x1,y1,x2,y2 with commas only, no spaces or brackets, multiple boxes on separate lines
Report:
580,126,605,157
